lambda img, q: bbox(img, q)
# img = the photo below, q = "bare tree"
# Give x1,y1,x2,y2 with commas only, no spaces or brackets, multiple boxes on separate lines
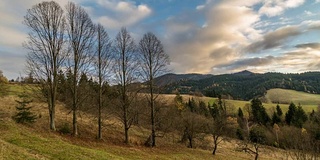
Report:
208,97,228,155
113,28,138,144
93,24,112,139
65,2,95,136
138,32,169,147
24,1,66,131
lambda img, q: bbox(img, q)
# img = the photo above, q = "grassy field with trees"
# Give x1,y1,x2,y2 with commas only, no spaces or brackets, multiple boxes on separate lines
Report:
1,82,320,159
0,1,319,159
0,86,306,160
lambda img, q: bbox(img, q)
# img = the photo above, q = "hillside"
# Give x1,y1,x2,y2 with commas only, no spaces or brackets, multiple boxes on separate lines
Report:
159,71,320,100
154,73,213,86
264,88,320,106
0,92,292,159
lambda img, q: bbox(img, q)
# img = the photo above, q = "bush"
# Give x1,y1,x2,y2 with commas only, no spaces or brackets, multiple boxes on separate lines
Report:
59,123,71,134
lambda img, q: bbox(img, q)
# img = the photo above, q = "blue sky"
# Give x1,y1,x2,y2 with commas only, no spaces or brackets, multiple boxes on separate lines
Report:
1,0,320,79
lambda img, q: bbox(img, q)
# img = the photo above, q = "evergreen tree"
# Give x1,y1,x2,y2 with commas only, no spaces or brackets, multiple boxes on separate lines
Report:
293,104,308,128
238,107,244,119
186,98,197,112
198,100,209,117
272,111,281,125
174,93,184,111
276,104,283,117
209,103,220,119
250,98,270,125
12,94,37,124
285,102,296,125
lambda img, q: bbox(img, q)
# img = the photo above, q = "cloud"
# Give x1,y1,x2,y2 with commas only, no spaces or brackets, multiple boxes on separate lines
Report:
96,1,152,29
244,26,302,53
259,0,305,17
213,48,320,73
215,56,276,71
295,43,320,49
165,0,261,74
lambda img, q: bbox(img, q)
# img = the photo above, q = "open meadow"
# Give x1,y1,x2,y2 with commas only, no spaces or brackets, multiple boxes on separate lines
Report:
0,84,304,159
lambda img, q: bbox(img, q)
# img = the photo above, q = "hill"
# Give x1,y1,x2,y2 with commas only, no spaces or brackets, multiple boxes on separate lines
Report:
264,88,320,106
159,71,320,100
0,93,292,159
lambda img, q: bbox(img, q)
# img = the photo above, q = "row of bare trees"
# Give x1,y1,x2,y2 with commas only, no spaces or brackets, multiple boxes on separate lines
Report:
24,1,169,146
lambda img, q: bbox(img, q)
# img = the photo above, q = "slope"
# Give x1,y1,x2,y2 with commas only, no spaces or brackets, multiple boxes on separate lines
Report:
265,88,320,106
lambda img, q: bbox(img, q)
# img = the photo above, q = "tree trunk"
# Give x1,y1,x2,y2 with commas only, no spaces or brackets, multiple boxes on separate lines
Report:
255,153,259,160
254,145,259,160
73,107,78,136
188,136,193,148
150,76,156,147
212,143,217,155
124,119,129,144
49,106,56,131
97,73,102,139
98,89,102,139
212,135,218,155
124,100,129,144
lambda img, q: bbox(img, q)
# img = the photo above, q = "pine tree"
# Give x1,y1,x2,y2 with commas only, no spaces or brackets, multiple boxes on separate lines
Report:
250,98,270,125
276,104,283,117
293,104,308,128
238,107,244,118
12,94,37,124
285,102,296,125
272,111,281,125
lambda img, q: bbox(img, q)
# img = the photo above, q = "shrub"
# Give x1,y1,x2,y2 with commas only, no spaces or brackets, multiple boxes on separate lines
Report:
59,123,71,134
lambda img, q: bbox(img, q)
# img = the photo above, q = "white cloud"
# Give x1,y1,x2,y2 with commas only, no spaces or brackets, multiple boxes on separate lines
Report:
259,0,305,17
165,0,261,74
304,10,313,16
96,0,152,29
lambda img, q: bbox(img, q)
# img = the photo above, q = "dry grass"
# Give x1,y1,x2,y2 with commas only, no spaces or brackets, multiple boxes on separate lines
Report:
0,87,305,160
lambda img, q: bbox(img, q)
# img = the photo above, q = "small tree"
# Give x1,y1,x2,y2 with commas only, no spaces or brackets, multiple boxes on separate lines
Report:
249,126,266,160
13,94,37,124
208,97,227,155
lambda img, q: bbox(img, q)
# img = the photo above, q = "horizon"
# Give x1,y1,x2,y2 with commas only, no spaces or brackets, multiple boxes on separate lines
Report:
1,0,320,80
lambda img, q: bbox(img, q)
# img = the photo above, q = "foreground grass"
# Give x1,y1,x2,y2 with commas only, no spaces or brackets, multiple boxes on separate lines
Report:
0,95,255,160
0,119,252,160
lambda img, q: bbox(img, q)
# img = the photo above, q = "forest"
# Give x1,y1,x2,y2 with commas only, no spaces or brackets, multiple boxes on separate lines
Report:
160,71,320,100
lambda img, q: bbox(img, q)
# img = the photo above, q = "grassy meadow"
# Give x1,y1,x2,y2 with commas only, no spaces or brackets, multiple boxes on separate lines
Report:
0,84,318,159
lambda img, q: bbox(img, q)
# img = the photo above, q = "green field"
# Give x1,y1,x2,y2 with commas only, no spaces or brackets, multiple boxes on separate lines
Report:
178,88,319,115
265,88,320,106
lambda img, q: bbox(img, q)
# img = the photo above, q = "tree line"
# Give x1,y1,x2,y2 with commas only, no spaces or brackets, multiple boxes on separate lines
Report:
24,1,169,146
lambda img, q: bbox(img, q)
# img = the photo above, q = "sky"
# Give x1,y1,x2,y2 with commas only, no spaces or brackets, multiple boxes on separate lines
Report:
1,0,320,79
